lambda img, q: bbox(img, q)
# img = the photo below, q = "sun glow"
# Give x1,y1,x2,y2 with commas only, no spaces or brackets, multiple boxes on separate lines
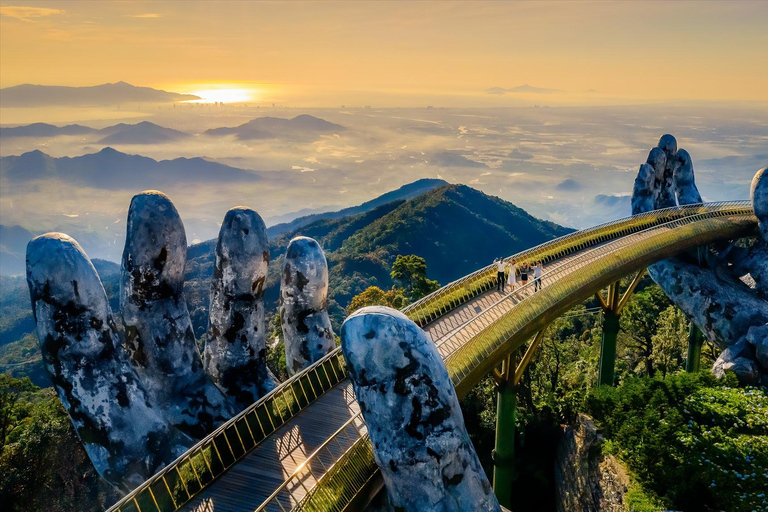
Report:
186,87,256,103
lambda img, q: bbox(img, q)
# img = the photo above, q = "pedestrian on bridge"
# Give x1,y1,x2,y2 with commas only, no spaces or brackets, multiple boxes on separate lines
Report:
495,257,507,292
508,259,517,292
534,261,543,291
520,262,529,286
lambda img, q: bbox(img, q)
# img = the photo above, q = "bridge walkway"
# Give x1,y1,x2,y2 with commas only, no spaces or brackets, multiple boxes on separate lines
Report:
183,249,601,511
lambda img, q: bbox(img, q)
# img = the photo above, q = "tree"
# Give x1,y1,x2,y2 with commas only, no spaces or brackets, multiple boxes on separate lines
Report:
650,306,688,378
0,375,35,451
390,255,440,300
619,284,671,377
346,286,408,314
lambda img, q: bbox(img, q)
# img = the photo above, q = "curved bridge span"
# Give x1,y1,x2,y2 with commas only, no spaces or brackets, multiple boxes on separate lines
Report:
107,201,757,512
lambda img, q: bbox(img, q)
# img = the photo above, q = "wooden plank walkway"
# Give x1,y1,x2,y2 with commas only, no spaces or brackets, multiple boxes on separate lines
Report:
181,241,615,511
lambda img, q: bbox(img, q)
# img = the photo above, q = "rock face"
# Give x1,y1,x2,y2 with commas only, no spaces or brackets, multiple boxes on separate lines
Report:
26,233,191,491
280,236,335,375
342,306,501,512
120,191,235,438
555,414,628,512
631,136,768,384
204,207,276,409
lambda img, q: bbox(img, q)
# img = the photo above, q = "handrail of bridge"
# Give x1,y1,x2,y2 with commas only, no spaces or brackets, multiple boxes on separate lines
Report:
286,202,757,511
105,200,753,512
402,201,750,326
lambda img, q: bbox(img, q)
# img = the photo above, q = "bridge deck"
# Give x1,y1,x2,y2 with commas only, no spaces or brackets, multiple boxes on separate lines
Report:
182,250,593,511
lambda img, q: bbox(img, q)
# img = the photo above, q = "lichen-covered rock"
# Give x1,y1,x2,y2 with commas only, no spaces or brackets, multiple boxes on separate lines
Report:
555,414,628,512
674,149,702,205
280,236,335,376
204,207,276,409
26,233,191,491
647,259,768,348
712,341,760,385
342,306,501,512
632,137,768,383
120,191,235,438
631,164,656,214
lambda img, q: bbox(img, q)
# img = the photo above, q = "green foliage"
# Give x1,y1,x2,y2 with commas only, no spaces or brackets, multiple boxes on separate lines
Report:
617,284,672,378
345,285,408,314
267,313,289,381
586,372,768,512
0,374,36,450
0,386,114,511
650,305,689,378
390,254,440,300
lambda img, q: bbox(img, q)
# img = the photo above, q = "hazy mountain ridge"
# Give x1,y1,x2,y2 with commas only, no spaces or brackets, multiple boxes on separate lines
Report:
0,147,260,189
205,114,345,140
0,81,199,107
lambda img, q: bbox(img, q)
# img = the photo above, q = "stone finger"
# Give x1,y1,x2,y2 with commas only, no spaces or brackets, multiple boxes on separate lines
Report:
205,207,276,409
120,190,235,438
341,306,501,512
279,236,335,376
26,233,191,490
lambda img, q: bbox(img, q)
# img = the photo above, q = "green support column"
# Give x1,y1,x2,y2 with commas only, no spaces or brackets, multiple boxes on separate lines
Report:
686,323,704,372
492,354,517,509
598,309,620,386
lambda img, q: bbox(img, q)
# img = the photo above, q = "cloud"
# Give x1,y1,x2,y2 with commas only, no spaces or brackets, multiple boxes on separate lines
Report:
0,6,64,21
507,148,533,160
127,13,162,18
486,84,562,95
429,150,487,168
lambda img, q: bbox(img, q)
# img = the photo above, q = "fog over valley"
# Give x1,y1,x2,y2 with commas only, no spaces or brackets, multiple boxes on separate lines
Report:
1,102,766,267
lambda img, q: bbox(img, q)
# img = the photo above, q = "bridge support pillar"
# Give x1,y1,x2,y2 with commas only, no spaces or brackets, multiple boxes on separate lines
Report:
598,309,620,386
595,270,645,386
492,351,518,509
686,323,704,372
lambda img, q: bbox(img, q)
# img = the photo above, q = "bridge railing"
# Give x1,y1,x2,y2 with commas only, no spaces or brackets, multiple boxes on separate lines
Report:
107,201,752,512
289,201,757,511
403,201,750,326
445,203,757,394
106,349,349,512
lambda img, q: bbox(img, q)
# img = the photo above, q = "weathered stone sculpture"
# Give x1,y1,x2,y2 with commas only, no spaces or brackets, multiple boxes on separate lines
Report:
26,234,191,491
120,191,236,438
280,236,336,375
342,306,501,512
631,135,768,384
204,207,276,408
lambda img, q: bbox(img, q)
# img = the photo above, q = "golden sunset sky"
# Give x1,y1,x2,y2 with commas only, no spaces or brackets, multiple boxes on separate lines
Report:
1,0,767,106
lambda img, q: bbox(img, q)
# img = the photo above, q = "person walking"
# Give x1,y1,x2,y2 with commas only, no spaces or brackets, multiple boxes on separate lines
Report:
496,257,506,292
508,259,517,292
534,261,543,292
520,262,528,287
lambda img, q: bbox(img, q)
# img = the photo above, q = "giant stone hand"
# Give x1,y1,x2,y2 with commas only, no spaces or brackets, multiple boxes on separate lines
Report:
26,190,277,488
342,307,501,512
631,135,768,384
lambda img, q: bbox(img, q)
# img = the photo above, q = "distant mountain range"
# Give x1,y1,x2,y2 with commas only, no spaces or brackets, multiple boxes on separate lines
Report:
1,120,189,144
205,115,345,140
97,121,191,144
0,182,571,387
0,81,199,107
1,116,343,143
0,147,259,189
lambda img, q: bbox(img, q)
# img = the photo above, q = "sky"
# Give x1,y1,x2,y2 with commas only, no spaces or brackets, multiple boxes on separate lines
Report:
0,1,766,271
1,1,767,107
